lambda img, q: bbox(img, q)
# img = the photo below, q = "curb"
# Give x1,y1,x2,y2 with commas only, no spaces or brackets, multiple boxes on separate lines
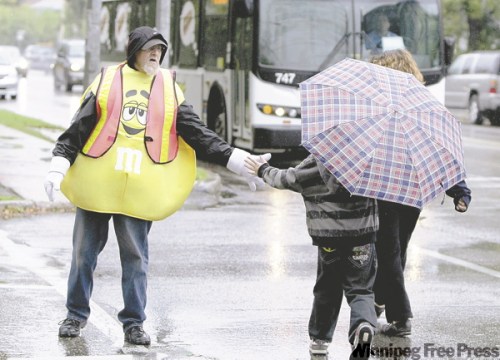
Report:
0,200,75,220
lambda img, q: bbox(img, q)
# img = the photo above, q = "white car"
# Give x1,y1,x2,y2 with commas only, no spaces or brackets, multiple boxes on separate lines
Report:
0,45,29,77
445,51,500,126
0,52,19,100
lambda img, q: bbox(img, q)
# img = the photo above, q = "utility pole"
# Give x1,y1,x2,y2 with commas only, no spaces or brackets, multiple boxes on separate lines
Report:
156,0,171,66
84,0,101,89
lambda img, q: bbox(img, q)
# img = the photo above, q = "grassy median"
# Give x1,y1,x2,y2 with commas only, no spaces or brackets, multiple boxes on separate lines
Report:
0,109,64,142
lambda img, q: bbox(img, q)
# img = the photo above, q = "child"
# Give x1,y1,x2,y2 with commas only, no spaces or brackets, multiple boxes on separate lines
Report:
245,155,378,359
369,49,472,336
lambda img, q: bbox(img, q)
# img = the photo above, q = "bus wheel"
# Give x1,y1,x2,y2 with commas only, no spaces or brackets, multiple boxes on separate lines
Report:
207,88,227,141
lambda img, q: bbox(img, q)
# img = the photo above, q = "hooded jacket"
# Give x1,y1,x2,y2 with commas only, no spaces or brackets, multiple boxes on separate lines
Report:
126,26,168,69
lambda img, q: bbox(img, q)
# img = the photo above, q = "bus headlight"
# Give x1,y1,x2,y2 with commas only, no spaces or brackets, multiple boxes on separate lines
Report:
70,63,82,72
261,104,273,115
275,107,285,117
257,103,301,118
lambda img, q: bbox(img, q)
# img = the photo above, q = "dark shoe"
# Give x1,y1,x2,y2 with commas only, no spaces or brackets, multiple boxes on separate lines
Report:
124,325,151,345
380,319,411,337
350,322,374,360
375,303,385,318
58,318,86,337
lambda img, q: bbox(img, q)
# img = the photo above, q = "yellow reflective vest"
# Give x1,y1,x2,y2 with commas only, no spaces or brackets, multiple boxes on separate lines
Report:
61,64,196,221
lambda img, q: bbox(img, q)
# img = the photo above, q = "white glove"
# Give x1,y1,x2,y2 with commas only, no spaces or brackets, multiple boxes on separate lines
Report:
44,156,70,201
244,155,269,176
227,148,271,191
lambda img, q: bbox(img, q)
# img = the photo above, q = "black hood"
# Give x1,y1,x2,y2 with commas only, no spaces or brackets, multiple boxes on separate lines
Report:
126,26,168,69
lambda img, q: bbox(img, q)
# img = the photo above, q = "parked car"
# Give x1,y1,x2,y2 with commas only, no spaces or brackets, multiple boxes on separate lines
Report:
445,51,500,126
0,45,29,77
53,39,85,92
0,51,19,100
24,44,56,72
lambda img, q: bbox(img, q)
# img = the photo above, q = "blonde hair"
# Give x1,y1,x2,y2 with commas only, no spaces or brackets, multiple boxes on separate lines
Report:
370,49,425,84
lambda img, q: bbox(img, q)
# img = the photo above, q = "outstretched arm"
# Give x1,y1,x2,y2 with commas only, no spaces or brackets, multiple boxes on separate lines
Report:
246,155,325,194
177,101,271,191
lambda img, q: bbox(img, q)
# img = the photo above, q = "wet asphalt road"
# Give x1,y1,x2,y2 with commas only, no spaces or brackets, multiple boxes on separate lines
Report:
0,71,499,360
1,168,499,360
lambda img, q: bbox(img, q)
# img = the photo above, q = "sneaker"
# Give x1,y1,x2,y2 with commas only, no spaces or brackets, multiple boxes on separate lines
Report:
58,318,87,337
309,338,330,355
350,322,374,360
124,325,151,345
375,303,385,318
379,319,411,337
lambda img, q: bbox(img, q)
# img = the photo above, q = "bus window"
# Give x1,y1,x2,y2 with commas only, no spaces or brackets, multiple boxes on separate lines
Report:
101,0,156,62
233,16,253,127
259,0,349,72
175,0,200,68
396,0,439,69
364,11,402,54
202,0,229,71
362,1,440,71
233,17,253,72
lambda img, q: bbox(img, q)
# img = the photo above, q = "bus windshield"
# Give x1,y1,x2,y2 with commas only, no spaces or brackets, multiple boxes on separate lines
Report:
258,0,441,73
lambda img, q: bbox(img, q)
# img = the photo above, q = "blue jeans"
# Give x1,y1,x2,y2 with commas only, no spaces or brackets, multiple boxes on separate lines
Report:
65,208,152,331
308,241,377,343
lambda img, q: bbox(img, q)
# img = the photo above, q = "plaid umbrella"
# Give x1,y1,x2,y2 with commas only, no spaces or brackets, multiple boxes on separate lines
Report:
300,58,466,209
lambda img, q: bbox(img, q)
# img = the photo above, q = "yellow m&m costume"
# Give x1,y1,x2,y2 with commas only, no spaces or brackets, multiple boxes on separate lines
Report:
61,63,196,221
46,26,244,343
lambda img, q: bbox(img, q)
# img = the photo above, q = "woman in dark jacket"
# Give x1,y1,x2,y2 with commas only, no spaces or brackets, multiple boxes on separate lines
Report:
370,49,472,337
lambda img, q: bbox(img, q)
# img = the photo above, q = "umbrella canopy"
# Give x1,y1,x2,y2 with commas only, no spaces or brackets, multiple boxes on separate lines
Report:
300,58,466,209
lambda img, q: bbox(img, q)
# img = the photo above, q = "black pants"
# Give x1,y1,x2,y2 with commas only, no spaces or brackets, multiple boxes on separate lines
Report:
308,241,377,343
374,201,420,322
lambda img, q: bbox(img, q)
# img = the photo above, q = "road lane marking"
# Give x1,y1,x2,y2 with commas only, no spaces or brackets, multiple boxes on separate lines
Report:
0,230,124,347
415,245,500,279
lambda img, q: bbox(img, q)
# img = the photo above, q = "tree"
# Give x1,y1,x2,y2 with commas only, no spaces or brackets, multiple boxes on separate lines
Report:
443,0,500,53
0,4,61,47
63,0,87,38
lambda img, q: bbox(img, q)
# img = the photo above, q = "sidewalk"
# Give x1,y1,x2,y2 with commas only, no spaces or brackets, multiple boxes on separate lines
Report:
0,124,223,359
0,124,222,217
0,124,60,210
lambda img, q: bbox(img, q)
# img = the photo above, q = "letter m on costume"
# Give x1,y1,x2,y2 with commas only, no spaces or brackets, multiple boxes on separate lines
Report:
115,147,143,174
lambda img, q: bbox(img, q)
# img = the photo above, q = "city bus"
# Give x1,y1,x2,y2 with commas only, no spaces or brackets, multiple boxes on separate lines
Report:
102,0,453,152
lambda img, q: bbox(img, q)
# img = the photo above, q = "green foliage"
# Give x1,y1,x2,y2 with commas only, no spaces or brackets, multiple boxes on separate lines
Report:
63,0,87,38
443,0,500,53
0,0,17,5
0,4,61,47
